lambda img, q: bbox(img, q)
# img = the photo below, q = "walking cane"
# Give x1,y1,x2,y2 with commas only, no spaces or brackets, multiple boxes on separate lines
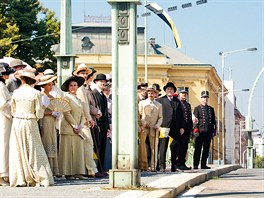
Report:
154,128,157,172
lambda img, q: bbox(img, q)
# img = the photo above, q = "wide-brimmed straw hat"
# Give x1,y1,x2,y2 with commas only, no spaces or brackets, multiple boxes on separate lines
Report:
37,75,57,86
73,63,93,76
43,69,55,76
146,85,159,94
61,76,85,92
10,59,27,68
16,70,36,83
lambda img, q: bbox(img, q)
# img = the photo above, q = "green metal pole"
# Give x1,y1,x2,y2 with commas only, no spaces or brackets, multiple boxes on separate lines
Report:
108,0,141,188
111,2,119,170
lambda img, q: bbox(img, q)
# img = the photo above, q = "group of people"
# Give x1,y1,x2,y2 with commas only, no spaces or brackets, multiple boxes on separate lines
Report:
137,82,216,172
0,59,216,188
0,60,112,187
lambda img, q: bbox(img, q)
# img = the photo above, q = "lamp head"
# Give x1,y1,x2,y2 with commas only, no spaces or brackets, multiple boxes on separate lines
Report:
241,89,250,92
247,48,257,51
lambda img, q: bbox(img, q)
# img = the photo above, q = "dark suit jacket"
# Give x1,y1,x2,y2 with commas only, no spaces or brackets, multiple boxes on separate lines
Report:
193,104,216,134
157,95,184,139
92,89,109,130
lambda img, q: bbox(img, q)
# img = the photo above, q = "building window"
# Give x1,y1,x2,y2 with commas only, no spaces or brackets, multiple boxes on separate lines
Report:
81,36,95,52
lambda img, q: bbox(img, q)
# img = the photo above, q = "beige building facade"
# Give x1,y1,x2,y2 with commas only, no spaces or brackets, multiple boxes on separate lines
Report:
55,23,224,161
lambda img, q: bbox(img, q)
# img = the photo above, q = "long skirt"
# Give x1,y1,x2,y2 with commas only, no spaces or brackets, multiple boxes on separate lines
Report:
9,118,54,187
41,115,59,175
59,134,85,176
0,114,12,177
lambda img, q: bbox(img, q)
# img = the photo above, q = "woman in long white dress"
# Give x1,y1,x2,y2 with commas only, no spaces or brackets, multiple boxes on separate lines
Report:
38,75,59,177
9,70,54,187
0,63,14,186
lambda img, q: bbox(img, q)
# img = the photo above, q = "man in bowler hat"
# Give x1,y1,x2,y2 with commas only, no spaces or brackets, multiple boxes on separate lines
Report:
92,73,110,174
156,82,184,172
193,91,216,169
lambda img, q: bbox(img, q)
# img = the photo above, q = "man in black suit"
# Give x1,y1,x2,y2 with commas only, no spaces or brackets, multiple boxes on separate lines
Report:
92,73,110,173
193,91,216,169
156,82,184,172
177,87,193,170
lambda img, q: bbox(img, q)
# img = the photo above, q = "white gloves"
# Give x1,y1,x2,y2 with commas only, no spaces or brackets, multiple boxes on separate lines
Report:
42,95,50,108
192,113,199,124
52,111,60,118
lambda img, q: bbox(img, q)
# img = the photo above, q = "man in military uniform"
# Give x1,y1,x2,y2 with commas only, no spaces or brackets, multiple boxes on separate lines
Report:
193,91,216,169
178,87,192,170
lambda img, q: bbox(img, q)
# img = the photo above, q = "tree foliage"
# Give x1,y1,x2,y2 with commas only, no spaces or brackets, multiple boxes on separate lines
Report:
254,156,264,168
0,3,20,57
0,0,60,71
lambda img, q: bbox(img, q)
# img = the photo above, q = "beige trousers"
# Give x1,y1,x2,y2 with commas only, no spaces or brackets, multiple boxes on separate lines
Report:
138,131,148,171
82,125,98,175
139,128,159,170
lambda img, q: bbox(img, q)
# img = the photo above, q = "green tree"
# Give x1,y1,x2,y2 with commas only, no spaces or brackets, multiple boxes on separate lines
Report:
4,0,60,71
254,156,264,168
0,3,20,57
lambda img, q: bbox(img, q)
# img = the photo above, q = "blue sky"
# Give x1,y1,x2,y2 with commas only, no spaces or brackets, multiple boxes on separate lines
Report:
41,0,263,130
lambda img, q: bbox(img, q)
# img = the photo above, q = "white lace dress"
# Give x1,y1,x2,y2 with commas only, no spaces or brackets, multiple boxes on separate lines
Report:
9,85,54,187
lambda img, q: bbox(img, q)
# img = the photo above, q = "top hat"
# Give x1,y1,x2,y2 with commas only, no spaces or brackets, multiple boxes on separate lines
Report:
37,75,57,86
178,87,188,94
0,62,15,76
61,76,85,92
10,59,27,68
163,82,177,93
73,63,93,76
201,90,209,98
43,69,55,76
93,73,108,83
153,83,161,92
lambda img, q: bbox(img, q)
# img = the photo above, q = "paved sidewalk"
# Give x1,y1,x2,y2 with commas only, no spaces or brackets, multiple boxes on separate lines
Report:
0,165,240,198
179,168,264,197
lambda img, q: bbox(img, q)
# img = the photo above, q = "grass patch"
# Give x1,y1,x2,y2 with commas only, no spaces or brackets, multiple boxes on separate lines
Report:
211,176,219,180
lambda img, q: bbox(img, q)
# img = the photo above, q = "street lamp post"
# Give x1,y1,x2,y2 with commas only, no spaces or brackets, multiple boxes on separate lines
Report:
216,88,249,165
246,67,263,168
219,47,257,165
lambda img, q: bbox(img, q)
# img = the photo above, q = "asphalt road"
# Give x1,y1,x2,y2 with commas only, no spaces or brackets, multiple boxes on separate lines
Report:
180,168,264,198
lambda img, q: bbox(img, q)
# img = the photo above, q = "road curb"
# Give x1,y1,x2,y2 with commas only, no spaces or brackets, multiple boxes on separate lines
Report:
116,165,241,198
